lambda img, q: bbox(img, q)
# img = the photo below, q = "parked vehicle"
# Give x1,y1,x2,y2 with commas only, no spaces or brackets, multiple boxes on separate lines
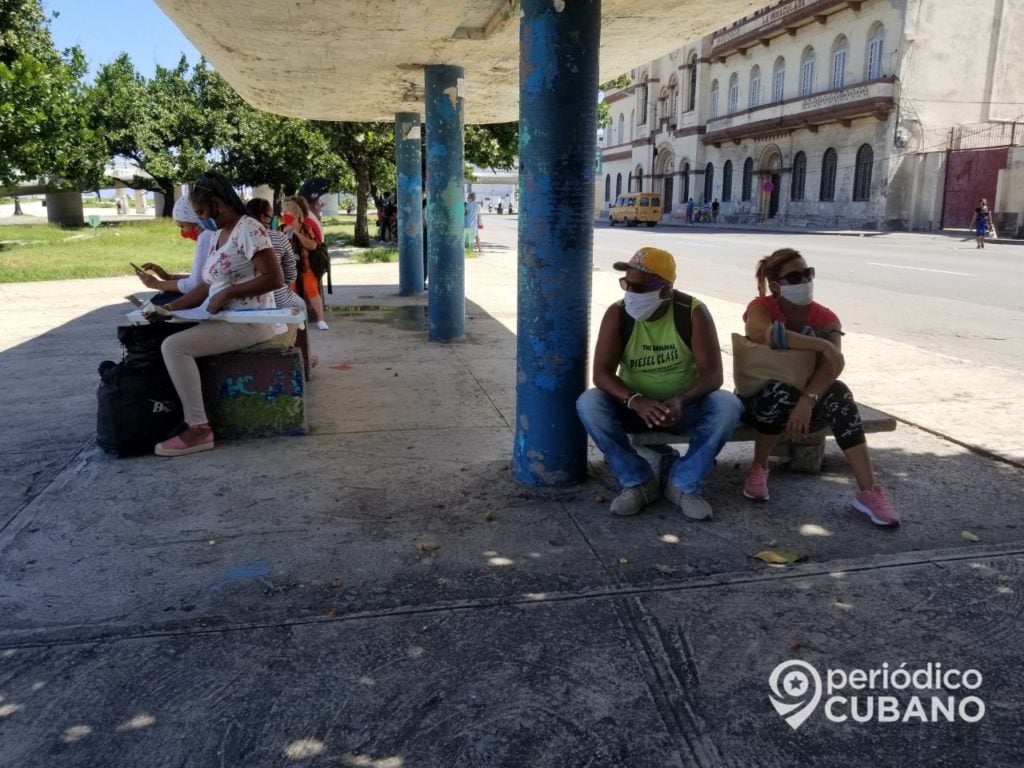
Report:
608,193,662,227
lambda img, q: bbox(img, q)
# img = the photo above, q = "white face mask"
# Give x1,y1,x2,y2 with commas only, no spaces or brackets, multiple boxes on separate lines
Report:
778,281,814,306
624,290,667,321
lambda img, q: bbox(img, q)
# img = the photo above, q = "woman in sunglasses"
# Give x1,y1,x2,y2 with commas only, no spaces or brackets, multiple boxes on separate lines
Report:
738,247,899,526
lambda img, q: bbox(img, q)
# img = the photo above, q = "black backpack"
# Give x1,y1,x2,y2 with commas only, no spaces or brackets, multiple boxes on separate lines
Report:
618,290,695,353
96,324,196,458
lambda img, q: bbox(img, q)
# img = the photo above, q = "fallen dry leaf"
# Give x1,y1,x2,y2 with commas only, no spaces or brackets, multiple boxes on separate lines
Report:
415,541,440,552
327,579,343,589
961,531,981,543
617,557,629,565
484,511,495,522
595,495,606,504
752,550,803,565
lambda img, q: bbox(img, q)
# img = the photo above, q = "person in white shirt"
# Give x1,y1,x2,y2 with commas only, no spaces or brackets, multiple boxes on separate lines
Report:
151,171,284,457
135,196,215,304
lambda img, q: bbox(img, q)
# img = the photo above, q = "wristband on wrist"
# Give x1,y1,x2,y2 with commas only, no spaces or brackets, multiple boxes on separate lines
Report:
802,391,819,403
625,392,642,410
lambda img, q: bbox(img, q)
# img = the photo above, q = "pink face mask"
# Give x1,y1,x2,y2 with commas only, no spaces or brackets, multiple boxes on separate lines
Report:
179,227,199,241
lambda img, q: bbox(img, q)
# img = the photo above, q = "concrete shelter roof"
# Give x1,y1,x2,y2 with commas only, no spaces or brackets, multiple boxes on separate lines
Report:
154,0,763,124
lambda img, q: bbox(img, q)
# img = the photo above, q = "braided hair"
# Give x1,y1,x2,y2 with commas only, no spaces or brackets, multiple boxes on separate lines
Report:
189,170,247,216
755,247,803,297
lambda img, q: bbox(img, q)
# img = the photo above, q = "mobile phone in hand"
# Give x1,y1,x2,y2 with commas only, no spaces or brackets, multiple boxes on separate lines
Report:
130,262,146,277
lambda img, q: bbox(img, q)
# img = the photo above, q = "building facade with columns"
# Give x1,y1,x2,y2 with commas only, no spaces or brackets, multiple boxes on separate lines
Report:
600,0,1024,231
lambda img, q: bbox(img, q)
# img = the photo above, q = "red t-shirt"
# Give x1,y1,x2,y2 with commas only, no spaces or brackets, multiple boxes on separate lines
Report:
304,216,324,245
743,296,840,331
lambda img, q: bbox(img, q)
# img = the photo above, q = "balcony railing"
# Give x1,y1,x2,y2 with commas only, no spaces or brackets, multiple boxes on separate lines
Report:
703,78,896,144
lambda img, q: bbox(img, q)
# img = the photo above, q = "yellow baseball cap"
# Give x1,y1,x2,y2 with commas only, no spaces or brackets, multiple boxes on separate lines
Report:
613,247,676,283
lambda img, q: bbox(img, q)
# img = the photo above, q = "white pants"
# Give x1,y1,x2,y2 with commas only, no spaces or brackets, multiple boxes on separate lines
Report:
161,322,276,426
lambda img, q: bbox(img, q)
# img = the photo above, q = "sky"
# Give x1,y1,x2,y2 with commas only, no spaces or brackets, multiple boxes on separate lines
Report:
44,0,201,79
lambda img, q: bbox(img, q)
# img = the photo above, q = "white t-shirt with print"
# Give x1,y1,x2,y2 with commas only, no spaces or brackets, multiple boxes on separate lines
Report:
201,216,276,310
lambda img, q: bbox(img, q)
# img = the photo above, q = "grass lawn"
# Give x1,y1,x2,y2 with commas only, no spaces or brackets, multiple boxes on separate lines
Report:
0,214,469,282
0,220,193,283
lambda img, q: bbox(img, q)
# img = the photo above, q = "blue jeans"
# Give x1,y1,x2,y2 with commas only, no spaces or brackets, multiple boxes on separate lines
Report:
576,388,742,493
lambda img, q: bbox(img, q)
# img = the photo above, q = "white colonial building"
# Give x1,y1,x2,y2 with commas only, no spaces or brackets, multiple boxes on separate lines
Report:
600,0,1024,232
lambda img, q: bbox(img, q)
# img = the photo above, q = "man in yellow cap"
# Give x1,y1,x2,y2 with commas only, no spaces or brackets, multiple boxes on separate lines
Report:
576,247,742,519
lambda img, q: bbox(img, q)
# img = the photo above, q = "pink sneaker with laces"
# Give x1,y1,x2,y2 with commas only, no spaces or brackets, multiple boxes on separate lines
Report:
852,486,900,526
743,463,770,501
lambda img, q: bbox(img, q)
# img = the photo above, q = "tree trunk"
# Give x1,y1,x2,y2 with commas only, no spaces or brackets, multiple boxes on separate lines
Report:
158,181,176,218
354,164,371,247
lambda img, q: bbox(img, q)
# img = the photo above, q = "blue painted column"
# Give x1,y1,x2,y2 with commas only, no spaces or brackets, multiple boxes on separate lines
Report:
395,112,425,295
424,65,465,341
513,0,600,486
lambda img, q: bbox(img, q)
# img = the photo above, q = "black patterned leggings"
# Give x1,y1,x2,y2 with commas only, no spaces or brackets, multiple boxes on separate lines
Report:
740,379,866,450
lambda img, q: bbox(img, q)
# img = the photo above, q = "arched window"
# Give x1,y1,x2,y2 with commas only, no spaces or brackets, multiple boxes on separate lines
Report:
749,65,761,109
709,80,720,119
704,163,714,202
669,75,679,124
681,162,690,202
604,174,611,202
615,173,622,197
772,57,786,102
639,75,649,124
618,114,624,144
866,23,885,79
742,158,754,201
831,36,848,89
820,148,838,201
658,87,670,120
688,54,698,112
722,160,733,202
800,47,816,96
791,152,807,201
727,74,739,113
853,144,873,200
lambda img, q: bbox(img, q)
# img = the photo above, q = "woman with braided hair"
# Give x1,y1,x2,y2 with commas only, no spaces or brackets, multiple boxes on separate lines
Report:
737,247,899,526
151,170,284,456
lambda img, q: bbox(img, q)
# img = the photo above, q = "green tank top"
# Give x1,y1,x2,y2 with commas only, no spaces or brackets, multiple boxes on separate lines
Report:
618,298,702,401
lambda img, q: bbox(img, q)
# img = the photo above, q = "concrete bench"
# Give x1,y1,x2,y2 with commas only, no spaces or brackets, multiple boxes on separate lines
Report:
199,346,307,439
630,404,897,477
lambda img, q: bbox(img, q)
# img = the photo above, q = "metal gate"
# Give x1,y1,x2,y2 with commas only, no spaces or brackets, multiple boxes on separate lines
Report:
942,147,1008,228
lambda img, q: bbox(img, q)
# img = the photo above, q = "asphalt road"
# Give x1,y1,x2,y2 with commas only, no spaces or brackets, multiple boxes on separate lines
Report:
485,215,1024,374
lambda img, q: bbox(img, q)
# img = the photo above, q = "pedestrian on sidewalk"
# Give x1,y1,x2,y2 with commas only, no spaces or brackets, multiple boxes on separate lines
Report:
736,247,900,526
577,247,742,520
969,198,992,249
464,192,481,251
686,198,695,224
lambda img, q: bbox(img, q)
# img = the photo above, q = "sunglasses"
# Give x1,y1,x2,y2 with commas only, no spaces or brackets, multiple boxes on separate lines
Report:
776,267,815,285
619,277,666,294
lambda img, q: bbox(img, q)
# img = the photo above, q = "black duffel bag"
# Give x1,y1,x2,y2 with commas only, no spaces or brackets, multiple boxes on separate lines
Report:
96,323,197,458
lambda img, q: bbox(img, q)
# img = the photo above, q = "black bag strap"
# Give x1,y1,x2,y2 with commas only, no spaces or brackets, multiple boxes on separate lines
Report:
618,290,694,354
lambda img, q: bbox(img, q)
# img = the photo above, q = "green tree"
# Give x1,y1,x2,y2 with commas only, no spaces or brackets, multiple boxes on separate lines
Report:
90,54,227,216
318,122,395,246
213,72,350,209
465,123,518,171
0,0,105,190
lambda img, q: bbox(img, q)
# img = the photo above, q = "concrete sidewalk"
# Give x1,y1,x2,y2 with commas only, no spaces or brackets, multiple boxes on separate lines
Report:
0,243,1022,766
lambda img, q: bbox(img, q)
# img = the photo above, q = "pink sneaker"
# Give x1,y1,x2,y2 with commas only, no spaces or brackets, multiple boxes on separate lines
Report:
852,486,901,526
155,426,215,457
743,463,770,501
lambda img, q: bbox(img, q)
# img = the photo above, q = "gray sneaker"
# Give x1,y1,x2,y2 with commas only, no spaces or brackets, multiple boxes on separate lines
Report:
610,476,662,517
665,482,713,520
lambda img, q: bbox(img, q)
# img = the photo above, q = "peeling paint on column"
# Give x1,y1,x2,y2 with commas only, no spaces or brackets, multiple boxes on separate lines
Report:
395,112,424,295
512,0,600,487
424,65,466,342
